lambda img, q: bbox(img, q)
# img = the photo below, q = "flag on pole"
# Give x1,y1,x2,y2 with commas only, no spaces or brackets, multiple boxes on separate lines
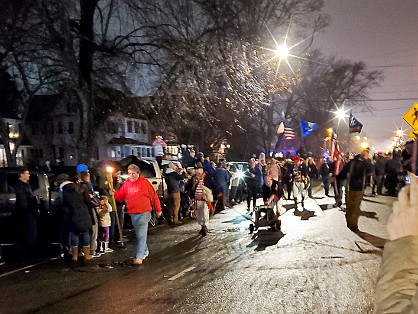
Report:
284,127,296,140
349,113,363,133
276,121,285,135
330,133,342,160
300,120,318,138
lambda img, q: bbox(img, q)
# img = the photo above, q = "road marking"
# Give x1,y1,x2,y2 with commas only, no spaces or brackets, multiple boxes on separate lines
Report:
0,257,60,278
168,266,196,281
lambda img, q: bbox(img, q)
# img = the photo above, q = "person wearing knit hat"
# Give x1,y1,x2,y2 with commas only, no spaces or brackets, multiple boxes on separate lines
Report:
76,164,89,173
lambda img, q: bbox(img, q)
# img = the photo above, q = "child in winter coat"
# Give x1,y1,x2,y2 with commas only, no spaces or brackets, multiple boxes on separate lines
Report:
96,196,113,254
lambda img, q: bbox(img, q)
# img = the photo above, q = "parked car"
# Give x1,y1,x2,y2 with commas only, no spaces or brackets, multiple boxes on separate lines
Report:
0,167,58,242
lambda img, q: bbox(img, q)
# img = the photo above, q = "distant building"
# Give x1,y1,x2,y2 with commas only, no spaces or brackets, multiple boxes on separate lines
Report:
0,107,31,167
25,93,154,166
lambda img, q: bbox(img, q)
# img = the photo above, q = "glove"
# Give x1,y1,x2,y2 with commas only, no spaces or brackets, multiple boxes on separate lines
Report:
387,172,418,240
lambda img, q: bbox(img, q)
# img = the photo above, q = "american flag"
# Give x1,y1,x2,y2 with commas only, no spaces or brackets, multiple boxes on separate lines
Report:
284,127,296,140
330,137,342,160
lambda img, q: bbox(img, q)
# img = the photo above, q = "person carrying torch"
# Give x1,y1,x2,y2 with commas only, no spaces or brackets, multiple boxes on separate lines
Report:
110,164,162,265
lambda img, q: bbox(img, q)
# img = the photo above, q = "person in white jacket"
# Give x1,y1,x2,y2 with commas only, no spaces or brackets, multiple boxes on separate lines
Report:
375,172,418,313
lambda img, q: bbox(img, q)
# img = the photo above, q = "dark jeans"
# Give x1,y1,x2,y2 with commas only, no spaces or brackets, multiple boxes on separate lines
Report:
247,184,258,209
322,177,330,195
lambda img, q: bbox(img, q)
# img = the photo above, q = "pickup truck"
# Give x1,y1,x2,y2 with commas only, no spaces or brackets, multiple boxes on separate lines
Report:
120,159,168,200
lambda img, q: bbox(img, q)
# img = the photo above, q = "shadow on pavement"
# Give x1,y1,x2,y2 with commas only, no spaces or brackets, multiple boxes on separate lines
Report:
247,230,285,251
355,231,388,250
360,210,379,220
294,209,316,220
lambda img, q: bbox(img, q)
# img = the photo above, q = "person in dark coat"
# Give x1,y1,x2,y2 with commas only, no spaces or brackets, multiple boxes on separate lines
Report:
79,171,101,257
165,162,186,225
385,152,403,196
244,158,262,211
372,152,388,195
62,181,93,261
337,148,372,232
14,167,39,257
319,157,331,197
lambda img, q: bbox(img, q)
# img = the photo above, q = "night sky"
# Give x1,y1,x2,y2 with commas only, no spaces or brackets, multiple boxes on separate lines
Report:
312,0,418,150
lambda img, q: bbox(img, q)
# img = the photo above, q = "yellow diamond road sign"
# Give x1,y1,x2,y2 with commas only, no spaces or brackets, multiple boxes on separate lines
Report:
403,102,418,130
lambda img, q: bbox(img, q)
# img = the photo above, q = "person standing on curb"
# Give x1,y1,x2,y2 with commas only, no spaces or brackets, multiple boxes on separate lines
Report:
14,167,39,258
111,164,162,265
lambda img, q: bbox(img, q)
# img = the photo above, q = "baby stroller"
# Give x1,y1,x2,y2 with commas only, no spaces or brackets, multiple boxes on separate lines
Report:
249,204,281,234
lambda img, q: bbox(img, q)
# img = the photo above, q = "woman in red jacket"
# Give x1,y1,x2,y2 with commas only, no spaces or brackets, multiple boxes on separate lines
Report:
112,164,162,265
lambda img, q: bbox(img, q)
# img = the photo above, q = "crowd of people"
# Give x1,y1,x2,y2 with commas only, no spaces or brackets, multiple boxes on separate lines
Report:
2,146,412,266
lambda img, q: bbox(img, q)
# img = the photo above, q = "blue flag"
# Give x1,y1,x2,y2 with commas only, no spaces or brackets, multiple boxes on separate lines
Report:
300,120,318,138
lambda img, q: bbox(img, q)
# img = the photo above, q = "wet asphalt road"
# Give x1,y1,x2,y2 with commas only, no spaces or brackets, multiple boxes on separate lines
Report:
0,184,394,314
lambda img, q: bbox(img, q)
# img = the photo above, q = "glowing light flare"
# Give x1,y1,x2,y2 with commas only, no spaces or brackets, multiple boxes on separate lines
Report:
360,142,369,150
395,129,404,137
106,166,114,173
335,108,348,121
275,45,289,60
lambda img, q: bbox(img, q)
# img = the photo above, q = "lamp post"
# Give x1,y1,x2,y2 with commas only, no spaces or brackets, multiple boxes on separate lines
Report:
106,166,124,246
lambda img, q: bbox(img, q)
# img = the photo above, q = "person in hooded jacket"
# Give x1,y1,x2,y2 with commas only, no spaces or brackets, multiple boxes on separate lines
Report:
62,180,93,261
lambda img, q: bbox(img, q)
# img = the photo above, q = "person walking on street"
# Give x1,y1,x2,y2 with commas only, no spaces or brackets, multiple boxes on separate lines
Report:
214,162,232,210
244,158,262,212
291,156,309,210
14,167,39,258
329,155,345,207
318,157,331,197
112,164,162,265
165,161,185,225
306,157,318,198
336,148,372,232
372,152,388,195
185,162,220,237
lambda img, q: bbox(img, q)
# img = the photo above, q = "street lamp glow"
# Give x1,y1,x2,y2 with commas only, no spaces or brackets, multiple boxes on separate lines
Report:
335,108,347,121
360,142,369,150
395,129,404,137
275,44,289,60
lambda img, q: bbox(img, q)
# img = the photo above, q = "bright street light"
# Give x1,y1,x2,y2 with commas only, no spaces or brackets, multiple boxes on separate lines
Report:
335,108,347,121
275,44,289,60
360,142,369,150
395,129,404,137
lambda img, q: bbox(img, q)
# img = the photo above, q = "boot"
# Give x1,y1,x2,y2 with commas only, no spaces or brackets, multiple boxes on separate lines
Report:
104,242,113,253
83,246,92,260
71,246,78,262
